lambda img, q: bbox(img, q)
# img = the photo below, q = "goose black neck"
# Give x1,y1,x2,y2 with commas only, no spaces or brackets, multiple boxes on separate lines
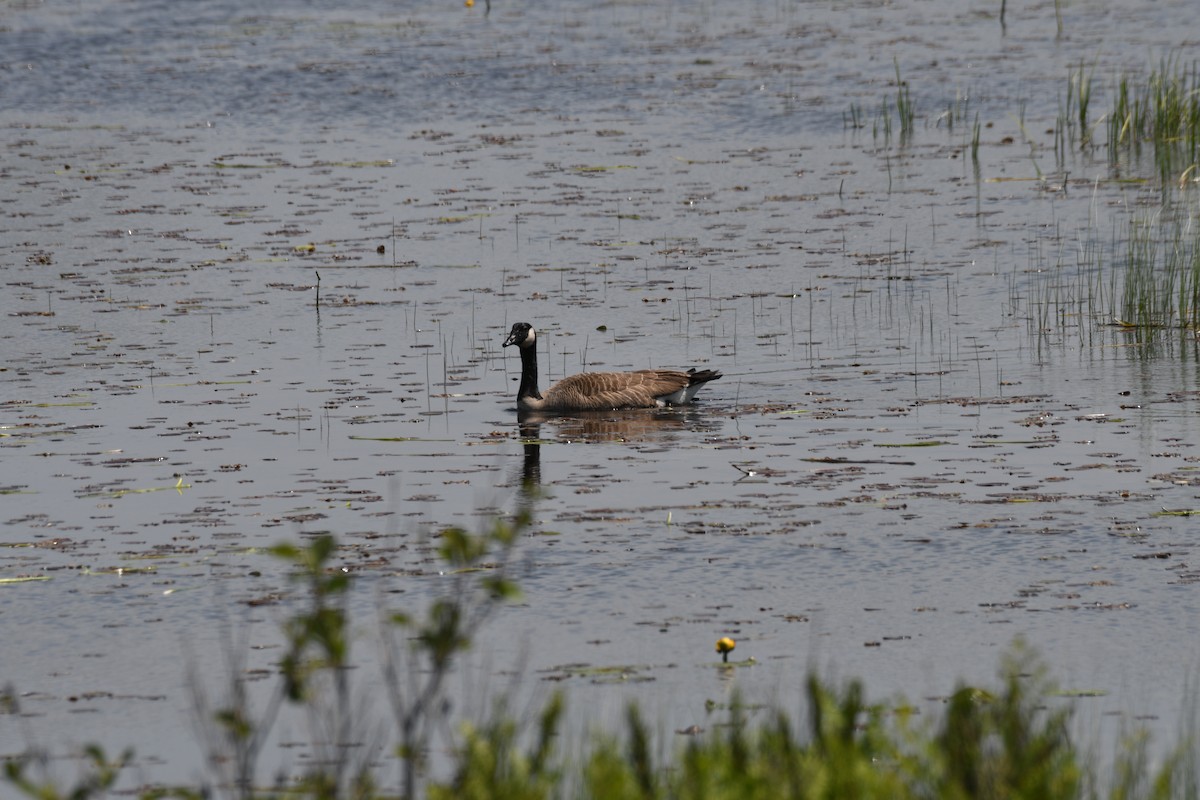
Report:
517,342,542,401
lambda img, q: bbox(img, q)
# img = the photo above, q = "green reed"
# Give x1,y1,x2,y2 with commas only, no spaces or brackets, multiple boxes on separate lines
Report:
938,88,972,133
971,113,981,164
860,61,918,149
1059,62,1096,154
1119,212,1200,333
1107,56,1200,186
894,59,915,141
844,102,865,131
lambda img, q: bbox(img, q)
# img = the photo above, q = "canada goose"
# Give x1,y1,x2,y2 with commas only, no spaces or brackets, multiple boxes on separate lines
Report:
502,322,722,412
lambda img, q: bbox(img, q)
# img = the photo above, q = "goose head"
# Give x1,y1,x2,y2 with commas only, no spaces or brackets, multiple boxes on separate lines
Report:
504,322,535,349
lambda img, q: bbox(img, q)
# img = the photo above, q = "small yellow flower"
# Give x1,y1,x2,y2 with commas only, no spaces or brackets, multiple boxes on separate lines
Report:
716,637,736,662
465,0,474,6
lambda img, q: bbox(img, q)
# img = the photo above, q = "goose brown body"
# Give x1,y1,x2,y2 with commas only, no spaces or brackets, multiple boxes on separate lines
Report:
503,322,721,412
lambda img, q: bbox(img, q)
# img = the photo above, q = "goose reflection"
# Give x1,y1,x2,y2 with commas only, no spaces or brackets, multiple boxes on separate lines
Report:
510,407,722,502
519,407,720,446
516,415,543,492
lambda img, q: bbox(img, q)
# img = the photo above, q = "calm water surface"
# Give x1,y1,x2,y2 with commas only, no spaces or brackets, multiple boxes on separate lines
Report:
3,0,1200,787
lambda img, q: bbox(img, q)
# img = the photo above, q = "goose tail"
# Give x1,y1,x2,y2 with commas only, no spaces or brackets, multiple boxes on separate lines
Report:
659,368,722,405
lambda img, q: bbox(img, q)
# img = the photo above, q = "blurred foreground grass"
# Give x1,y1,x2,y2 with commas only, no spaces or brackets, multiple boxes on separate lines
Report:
4,527,1194,800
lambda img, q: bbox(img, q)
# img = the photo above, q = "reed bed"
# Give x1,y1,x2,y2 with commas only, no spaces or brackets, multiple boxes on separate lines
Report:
1118,213,1200,333
1107,57,1200,187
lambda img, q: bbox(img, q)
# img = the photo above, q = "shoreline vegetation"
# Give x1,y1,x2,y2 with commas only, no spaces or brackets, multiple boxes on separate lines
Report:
4,527,1195,800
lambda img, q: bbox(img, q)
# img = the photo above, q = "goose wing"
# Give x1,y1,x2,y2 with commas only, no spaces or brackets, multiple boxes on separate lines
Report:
543,370,692,411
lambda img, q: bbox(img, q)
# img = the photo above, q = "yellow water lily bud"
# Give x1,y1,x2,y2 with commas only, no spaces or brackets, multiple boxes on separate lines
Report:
716,637,736,662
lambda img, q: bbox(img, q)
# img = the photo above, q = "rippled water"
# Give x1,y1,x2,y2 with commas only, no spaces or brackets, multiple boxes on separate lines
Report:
3,0,1200,788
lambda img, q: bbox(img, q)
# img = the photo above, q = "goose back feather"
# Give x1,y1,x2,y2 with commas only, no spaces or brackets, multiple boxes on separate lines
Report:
503,322,721,412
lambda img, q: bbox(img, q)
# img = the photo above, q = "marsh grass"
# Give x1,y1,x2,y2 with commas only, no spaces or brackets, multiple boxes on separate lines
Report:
1118,213,1200,334
844,55,1197,191
1059,63,1097,153
1017,180,1200,356
1107,57,1200,186
862,61,917,149
844,102,865,131
971,113,982,167
1028,255,1099,354
894,59,915,142
936,88,973,134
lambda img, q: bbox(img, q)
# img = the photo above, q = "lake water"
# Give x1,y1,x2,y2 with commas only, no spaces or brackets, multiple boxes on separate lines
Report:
3,0,1200,790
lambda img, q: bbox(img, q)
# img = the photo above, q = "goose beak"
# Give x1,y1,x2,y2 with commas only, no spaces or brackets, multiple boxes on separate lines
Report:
503,325,529,348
